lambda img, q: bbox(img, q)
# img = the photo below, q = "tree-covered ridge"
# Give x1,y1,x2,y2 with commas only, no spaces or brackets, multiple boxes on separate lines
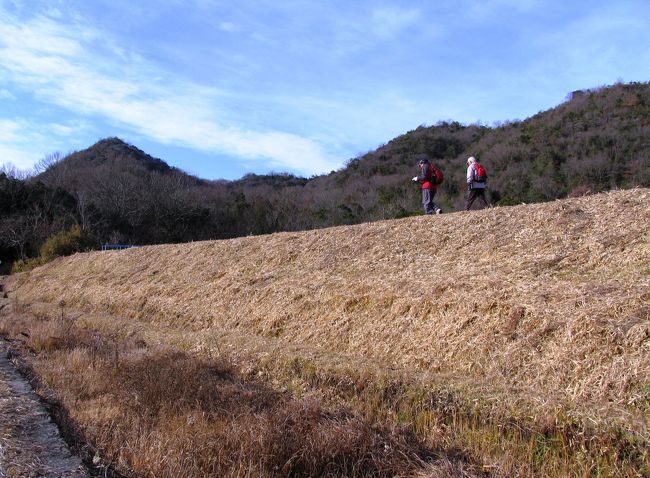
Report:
323,81,650,211
1,81,649,272
472,83,650,203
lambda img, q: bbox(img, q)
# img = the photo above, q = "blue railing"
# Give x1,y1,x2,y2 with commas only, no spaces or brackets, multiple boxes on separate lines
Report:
101,244,139,251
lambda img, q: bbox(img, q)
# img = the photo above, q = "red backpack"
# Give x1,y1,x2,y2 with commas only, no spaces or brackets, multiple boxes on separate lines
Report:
428,164,444,185
473,163,487,182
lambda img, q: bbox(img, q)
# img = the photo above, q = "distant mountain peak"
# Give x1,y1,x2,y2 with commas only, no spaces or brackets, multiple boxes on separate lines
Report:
67,136,174,174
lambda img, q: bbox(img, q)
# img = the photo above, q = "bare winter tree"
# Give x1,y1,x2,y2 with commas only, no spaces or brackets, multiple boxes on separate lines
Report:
0,162,32,180
0,206,44,259
33,151,64,175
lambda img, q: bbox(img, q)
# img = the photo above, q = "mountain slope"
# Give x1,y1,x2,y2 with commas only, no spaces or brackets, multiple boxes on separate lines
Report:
5,188,649,433
308,81,650,214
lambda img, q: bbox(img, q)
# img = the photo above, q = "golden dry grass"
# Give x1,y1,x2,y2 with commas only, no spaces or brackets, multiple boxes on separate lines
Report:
4,189,650,436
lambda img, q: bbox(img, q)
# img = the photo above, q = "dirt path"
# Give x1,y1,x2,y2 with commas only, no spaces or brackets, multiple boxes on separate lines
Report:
0,339,89,478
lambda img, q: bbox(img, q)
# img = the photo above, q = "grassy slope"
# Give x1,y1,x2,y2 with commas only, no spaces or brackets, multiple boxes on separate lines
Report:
5,188,650,433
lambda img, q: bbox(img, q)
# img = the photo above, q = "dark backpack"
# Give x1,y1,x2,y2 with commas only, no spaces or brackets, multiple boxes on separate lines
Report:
428,165,444,185
473,163,487,182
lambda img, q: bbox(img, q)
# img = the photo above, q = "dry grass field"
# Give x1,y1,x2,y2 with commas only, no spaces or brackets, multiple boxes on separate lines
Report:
1,188,649,477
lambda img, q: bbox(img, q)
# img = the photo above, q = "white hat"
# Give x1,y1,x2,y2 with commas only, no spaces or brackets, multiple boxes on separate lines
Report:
466,156,476,164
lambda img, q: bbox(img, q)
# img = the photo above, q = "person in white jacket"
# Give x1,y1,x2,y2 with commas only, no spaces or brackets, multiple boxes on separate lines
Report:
465,156,489,210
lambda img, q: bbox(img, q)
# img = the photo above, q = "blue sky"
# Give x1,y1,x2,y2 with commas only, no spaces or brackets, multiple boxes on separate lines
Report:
1,0,649,180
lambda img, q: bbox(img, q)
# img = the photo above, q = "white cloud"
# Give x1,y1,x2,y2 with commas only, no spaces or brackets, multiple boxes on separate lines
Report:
0,118,47,168
0,10,342,176
1,16,81,58
0,115,93,169
0,143,40,170
49,120,91,137
0,118,24,142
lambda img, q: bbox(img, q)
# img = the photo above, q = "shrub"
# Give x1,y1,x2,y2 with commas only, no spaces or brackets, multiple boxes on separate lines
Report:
11,225,98,273
39,225,98,260
11,256,49,273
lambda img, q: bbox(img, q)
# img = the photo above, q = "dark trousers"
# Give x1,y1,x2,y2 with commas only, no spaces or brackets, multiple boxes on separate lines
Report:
465,188,489,210
422,188,440,214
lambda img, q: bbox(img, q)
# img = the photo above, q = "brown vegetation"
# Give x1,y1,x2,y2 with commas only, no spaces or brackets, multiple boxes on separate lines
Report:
1,188,649,476
0,309,466,477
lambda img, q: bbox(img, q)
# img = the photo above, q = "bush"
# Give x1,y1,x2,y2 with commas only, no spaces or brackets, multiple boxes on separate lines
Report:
39,225,98,260
11,256,49,273
11,225,98,273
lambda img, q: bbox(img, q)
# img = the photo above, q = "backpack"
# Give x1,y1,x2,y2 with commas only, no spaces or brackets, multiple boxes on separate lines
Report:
429,165,444,185
473,163,487,182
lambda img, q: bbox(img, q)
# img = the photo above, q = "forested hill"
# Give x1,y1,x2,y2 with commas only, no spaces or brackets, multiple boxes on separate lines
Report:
1,81,649,272
315,80,650,213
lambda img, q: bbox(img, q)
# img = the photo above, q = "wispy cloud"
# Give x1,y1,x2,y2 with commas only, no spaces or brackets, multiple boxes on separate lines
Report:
0,10,341,175
0,118,25,143
525,3,650,91
0,118,50,168
0,115,93,167
0,143,41,171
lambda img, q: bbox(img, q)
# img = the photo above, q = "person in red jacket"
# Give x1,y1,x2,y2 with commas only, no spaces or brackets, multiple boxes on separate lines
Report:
412,156,442,215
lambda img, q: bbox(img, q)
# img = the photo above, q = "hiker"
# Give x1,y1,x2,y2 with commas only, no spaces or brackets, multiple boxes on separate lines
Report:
465,156,489,210
412,156,443,215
